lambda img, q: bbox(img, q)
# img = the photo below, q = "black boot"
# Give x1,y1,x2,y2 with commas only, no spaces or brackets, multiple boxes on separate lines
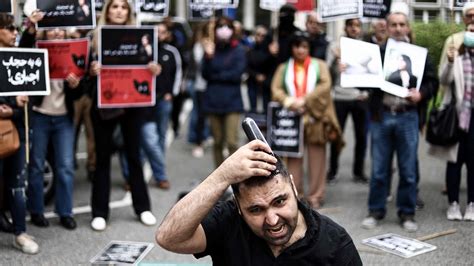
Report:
0,211,14,233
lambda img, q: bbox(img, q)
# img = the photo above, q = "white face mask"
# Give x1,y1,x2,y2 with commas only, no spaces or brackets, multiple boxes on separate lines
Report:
216,25,233,41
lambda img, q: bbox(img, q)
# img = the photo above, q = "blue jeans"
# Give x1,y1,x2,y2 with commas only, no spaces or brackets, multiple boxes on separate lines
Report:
0,126,28,235
368,110,419,217
188,87,210,145
155,99,172,154
28,112,75,217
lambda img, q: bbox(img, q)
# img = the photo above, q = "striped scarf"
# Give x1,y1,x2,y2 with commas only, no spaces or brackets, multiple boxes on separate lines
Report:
282,57,319,97
461,50,474,131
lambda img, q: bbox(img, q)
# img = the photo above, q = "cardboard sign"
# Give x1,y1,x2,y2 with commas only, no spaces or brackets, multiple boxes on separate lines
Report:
259,0,286,11
267,102,304,158
36,38,89,79
37,0,96,29
90,241,154,265
98,67,155,108
0,0,13,13
318,0,362,22
0,48,50,96
362,234,436,258
136,0,170,18
382,39,427,98
363,0,391,18
99,26,157,66
340,37,383,88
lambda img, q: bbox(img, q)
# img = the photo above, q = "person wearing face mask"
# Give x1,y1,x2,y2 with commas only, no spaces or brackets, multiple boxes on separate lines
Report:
19,17,83,230
429,23,474,222
201,16,247,168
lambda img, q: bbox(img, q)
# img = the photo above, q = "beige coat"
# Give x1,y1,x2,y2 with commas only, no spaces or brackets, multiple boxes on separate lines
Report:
427,53,466,162
271,58,343,149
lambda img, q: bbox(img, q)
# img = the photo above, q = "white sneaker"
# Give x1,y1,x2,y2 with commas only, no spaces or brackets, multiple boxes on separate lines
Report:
361,216,378,229
447,201,463,221
401,219,418,232
192,146,204,158
464,202,474,221
13,233,39,254
139,211,156,226
91,217,107,231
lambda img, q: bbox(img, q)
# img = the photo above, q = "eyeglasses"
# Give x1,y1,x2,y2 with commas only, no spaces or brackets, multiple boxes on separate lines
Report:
0,24,18,32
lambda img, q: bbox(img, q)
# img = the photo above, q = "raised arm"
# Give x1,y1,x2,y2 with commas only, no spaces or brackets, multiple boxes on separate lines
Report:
156,140,277,254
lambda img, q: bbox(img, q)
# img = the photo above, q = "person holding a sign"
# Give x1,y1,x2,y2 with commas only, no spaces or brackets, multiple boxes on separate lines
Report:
88,0,158,231
328,18,370,184
20,24,83,230
202,16,247,167
156,140,362,265
362,11,438,232
271,31,342,209
0,12,39,254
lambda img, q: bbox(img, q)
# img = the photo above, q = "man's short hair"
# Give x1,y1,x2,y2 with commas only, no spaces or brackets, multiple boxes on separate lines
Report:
231,157,290,198
463,2,474,16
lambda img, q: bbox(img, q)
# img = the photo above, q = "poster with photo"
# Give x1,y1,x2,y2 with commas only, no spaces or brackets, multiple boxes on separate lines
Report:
362,233,436,258
90,241,154,265
37,0,96,29
98,67,155,108
0,48,50,96
363,0,391,18
136,0,169,19
382,39,427,98
318,0,362,22
259,0,286,11
36,38,89,79
267,102,304,158
340,37,383,88
99,26,157,66
0,0,13,13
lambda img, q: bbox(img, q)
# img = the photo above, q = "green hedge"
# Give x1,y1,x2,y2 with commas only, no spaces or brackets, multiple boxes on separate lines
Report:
412,21,464,69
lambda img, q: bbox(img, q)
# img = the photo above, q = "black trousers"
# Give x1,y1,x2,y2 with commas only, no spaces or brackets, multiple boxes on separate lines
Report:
91,109,150,219
329,100,369,177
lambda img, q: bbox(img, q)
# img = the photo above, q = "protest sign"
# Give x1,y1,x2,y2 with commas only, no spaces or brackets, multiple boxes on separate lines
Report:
267,102,303,158
340,37,383,88
189,0,239,8
98,67,155,108
90,241,154,265
362,233,436,258
95,0,104,11
318,0,362,22
187,3,224,21
288,0,315,11
453,0,468,9
99,26,157,66
0,0,13,13
363,0,391,18
0,48,50,96
37,0,96,29
259,0,286,11
136,0,169,19
36,38,89,79
382,39,427,98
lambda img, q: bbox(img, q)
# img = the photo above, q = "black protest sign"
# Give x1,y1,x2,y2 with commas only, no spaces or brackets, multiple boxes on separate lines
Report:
99,26,157,66
0,0,13,13
267,102,303,158
137,0,169,17
189,0,238,8
0,48,50,96
95,0,104,11
188,3,224,21
363,0,391,18
37,0,96,29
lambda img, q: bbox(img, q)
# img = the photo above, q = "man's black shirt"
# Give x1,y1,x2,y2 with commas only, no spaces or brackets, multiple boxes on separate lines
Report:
195,200,362,266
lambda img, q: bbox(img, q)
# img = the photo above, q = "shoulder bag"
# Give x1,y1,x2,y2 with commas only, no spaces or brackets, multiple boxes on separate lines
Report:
0,119,20,159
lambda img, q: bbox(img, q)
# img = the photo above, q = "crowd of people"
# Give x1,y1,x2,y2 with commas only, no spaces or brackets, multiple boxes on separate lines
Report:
0,0,473,259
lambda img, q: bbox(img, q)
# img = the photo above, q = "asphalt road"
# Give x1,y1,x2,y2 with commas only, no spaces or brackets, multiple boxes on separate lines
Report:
0,102,472,265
